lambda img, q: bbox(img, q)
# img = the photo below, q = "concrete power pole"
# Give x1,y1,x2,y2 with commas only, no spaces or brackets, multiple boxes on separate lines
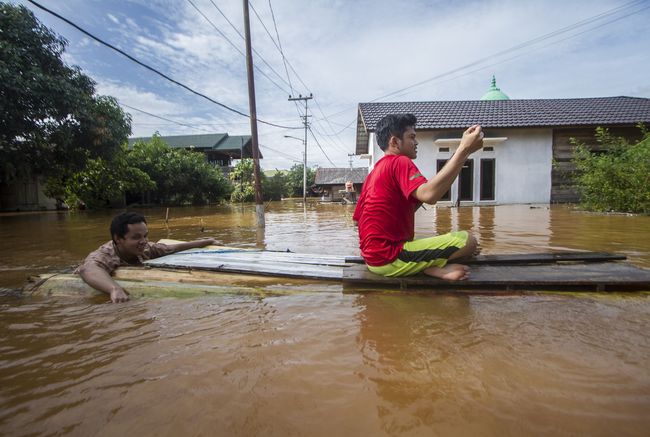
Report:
242,0,264,228
288,94,312,203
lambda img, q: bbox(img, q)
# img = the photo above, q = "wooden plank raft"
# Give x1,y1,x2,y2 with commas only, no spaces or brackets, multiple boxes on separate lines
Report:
143,249,650,292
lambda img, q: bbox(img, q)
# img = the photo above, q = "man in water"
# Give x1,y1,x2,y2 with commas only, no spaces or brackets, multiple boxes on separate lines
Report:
77,212,217,303
353,113,484,281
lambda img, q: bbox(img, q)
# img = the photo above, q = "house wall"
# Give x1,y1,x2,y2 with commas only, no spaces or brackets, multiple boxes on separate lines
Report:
0,175,58,211
551,126,643,203
366,128,554,205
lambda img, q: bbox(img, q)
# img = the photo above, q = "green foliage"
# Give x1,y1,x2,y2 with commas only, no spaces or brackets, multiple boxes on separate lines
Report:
45,144,155,209
571,126,650,214
0,4,131,182
229,158,256,202
48,135,231,208
284,164,315,197
129,135,231,205
262,171,288,201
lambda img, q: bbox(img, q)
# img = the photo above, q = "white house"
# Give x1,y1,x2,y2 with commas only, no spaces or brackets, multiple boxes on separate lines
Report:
355,81,650,205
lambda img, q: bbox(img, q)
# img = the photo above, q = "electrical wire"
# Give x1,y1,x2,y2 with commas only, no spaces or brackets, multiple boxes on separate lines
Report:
26,0,302,130
187,0,292,95
324,0,649,121
119,102,214,133
308,126,337,166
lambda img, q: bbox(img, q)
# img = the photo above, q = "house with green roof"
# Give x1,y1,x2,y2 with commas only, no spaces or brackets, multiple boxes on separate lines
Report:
356,79,650,205
128,133,259,168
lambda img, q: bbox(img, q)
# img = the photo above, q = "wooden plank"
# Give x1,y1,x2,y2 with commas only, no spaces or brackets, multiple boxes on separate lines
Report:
163,249,351,267
342,263,650,291
344,252,626,265
146,255,345,280
26,274,313,298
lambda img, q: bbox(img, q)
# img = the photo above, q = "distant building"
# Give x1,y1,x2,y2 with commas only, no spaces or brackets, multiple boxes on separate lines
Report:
356,79,650,204
128,133,260,172
314,167,368,202
1,132,258,211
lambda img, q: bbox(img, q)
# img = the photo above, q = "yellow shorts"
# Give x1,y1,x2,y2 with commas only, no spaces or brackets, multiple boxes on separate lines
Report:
368,231,469,277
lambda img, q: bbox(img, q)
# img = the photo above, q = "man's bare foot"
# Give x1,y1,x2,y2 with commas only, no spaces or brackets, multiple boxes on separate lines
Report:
423,264,470,281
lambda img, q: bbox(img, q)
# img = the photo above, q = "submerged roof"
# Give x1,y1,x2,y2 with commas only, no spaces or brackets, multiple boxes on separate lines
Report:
314,167,368,185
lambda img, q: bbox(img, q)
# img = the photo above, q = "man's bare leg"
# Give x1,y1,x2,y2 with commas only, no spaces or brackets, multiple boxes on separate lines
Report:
422,234,479,281
449,234,480,261
423,264,470,281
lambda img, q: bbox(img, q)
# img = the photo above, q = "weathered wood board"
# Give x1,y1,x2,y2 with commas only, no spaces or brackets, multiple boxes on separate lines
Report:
342,263,650,291
142,249,650,292
145,249,347,279
344,252,627,265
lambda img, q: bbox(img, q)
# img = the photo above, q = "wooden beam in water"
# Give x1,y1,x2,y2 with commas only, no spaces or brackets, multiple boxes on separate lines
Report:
344,252,627,265
342,262,650,292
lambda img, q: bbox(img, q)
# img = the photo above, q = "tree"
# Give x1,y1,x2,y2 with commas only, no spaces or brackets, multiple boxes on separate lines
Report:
571,126,650,214
262,171,287,201
129,135,231,205
0,4,131,182
285,164,315,197
45,144,155,209
229,158,256,202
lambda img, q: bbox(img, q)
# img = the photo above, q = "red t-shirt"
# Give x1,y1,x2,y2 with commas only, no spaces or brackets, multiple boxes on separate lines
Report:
353,155,427,266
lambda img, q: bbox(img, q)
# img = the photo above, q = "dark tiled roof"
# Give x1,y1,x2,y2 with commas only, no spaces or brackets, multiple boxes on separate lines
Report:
358,97,650,131
356,96,650,154
314,167,368,185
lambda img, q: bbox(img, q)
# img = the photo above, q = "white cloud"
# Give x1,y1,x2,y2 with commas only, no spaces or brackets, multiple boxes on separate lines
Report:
27,0,650,169
107,13,119,24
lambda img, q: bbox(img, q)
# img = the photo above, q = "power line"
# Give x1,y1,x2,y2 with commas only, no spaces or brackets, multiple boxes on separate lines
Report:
386,2,650,102
375,0,648,102
26,0,301,131
248,1,351,155
325,0,649,121
120,102,214,133
267,0,294,95
308,126,337,167
187,0,292,95
258,143,301,162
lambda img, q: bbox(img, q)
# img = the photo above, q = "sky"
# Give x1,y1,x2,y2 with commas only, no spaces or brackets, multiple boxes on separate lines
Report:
13,0,650,170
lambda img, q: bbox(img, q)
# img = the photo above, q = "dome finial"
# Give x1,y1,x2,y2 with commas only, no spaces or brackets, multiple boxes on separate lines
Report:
481,75,510,100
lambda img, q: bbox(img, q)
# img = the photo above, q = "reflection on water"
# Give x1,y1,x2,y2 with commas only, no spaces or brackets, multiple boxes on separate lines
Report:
1,203,649,289
1,292,649,436
1,203,650,435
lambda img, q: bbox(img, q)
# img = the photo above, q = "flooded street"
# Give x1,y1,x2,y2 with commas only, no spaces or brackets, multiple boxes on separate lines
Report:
1,203,649,436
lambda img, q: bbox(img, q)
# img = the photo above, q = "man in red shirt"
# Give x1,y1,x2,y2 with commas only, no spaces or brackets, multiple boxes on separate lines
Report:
353,114,484,281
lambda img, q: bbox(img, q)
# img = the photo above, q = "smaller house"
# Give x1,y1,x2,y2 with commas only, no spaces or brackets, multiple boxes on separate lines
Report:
314,167,368,202
128,133,260,172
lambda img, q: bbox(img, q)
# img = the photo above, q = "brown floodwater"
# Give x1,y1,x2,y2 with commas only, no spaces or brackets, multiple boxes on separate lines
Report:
1,202,649,436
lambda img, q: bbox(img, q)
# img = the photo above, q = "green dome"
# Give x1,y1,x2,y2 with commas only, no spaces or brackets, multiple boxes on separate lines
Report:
481,75,510,100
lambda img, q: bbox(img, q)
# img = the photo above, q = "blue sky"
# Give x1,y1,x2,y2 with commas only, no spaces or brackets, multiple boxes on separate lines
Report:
14,0,650,169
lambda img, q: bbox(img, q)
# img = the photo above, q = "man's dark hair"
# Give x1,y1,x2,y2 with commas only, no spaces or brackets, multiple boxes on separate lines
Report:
110,212,146,242
375,113,417,151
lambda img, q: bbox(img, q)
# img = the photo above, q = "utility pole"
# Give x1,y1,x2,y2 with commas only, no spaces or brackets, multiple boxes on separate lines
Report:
288,93,312,203
243,0,264,228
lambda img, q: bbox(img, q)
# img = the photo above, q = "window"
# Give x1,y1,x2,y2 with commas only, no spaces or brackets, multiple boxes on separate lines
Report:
459,159,474,201
438,147,450,152
480,159,495,200
436,160,451,201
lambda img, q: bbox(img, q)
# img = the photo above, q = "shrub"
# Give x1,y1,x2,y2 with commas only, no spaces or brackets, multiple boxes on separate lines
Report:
572,126,650,214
